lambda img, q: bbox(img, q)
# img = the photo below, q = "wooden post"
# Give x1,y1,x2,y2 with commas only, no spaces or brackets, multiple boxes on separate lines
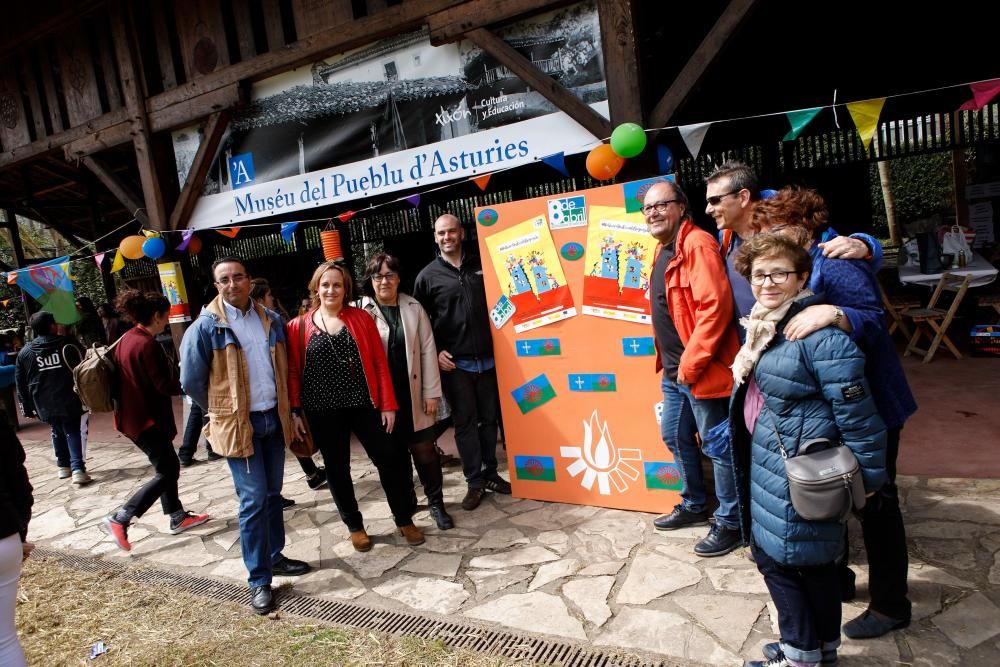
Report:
951,111,969,230
877,160,900,246
3,209,35,322
597,0,642,127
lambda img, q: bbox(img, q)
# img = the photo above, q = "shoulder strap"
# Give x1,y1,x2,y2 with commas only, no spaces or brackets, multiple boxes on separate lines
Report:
763,405,789,460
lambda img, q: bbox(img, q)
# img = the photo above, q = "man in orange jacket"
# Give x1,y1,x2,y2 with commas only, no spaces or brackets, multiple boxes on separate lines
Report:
644,180,741,557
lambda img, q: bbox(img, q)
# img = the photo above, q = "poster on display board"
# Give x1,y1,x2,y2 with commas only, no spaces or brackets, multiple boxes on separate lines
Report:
156,262,192,324
173,1,608,230
475,177,680,513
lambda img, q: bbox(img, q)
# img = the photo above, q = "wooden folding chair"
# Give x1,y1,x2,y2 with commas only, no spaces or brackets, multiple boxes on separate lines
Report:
901,272,972,363
878,282,919,341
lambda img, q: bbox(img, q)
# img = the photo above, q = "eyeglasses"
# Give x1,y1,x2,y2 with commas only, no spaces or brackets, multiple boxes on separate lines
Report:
706,190,743,207
215,274,247,286
371,272,399,282
641,200,678,216
749,270,798,286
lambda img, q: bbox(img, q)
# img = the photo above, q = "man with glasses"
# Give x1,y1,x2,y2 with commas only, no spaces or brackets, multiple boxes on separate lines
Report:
706,161,878,320
180,256,310,615
413,214,511,512
643,180,742,557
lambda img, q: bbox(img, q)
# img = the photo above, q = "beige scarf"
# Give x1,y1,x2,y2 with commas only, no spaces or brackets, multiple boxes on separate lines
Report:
732,289,814,386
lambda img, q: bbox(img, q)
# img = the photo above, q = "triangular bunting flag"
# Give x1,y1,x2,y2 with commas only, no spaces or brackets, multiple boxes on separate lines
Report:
541,152,570,177
783,108,823,141
216,227,241,238
337,211,356,223
847,98,886,150
141,230,159,238
280,222,299,243
110,250,125,273
60,261,73,280
957,79,1000,112
176,229,194,251
1,299,8,307
678,122,711,159
472,174,491,191
7,271,17,285
94,252,106,268
405,194,421,207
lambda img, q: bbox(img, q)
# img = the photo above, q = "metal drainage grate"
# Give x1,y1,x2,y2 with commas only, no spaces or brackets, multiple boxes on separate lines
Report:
35,548,673,667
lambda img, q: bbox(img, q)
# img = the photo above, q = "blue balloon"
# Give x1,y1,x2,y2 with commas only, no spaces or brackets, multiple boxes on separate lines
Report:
656,145,675,174
142,237,166,260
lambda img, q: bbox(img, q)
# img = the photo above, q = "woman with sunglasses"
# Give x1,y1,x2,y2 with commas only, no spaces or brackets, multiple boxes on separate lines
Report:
358,253,453,530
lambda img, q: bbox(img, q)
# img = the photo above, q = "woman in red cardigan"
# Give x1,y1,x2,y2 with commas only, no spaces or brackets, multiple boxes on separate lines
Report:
287,261,423,550
102,290,209,551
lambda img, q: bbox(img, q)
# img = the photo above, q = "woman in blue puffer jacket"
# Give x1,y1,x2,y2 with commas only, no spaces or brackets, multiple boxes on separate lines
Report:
730,232,886,667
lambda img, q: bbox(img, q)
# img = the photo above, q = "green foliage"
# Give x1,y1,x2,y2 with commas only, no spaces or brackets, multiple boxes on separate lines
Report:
869,151,958,240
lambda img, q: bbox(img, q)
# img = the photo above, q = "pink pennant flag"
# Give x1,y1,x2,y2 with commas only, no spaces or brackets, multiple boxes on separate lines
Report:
94,252,106,269
958,79,1000,112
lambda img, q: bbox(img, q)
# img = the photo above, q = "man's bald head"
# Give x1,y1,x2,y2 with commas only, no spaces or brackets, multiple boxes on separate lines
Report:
434,213,464,263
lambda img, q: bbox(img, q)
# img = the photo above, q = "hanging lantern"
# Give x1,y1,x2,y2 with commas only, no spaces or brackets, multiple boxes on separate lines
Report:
321,229,344,261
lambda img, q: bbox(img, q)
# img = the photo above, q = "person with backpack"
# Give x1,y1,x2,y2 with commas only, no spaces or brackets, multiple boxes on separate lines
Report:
102,290,208,550
14,311,91,485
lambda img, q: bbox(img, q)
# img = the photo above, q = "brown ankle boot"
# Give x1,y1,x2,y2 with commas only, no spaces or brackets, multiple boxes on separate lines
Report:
349,529,372,552
399,524,425,546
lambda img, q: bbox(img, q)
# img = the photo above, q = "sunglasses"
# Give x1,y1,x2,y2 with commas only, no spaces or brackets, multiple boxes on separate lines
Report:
706,190,744,207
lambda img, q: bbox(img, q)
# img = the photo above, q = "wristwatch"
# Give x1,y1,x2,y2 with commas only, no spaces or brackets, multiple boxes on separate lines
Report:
832,307,844,327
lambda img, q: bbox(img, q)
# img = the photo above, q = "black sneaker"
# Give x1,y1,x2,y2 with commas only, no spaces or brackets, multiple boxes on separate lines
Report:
842,609,909,639
653,504,709,531
179,458,196,468
484,476,512,494
206,450,223,461
429,502,455,530
694,523,741,557
306,467,328,490
280,496,296,510
762,642,838,666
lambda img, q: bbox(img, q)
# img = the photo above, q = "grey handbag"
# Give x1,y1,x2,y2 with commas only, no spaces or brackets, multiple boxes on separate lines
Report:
765,408,866,522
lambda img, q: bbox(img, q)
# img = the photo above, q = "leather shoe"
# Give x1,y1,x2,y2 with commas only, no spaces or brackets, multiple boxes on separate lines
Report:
653,504,709,531
399,524,425,546
762,641,838,666
272,556,311,577
842,609,909,639
250,584,274,615
350,529,372,552
694,523,741,557
428,502,454,530
461,487,487,511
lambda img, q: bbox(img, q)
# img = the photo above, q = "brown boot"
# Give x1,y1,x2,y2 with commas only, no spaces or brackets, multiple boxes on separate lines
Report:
350,529,372,552
399,524,425,546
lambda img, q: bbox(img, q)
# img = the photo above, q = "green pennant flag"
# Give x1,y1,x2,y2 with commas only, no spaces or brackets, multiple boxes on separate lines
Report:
783,107,823,141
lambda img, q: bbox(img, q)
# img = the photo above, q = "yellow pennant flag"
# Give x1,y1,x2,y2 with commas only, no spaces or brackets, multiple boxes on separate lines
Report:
847,98,886,150
110,250,126,273
1,299,9,307
60,261,73,280
141,229,160,238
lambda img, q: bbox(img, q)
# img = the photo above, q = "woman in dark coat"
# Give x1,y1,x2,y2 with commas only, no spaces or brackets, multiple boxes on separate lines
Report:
730,233,886,667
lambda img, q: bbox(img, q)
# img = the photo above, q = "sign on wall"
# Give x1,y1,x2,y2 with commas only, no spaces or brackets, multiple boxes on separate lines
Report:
174,1,608,230
157,262,191,324
476,177,681,513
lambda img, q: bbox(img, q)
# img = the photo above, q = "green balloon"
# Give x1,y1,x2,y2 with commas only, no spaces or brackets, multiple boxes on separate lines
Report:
610,123,647,158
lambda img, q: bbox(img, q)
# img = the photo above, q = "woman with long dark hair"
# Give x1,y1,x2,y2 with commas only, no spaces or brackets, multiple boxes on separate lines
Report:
286,262,423,550
103,290,209,550
358,253,453,529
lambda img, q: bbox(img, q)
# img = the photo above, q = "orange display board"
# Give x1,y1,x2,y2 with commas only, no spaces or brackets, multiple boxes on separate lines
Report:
475,177,681,513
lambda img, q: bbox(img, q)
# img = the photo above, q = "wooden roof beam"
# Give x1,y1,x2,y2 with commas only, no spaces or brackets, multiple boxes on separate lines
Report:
598,0,642,127
80,155,148,226
169,111,229,231
466,27,611,141
427,0,571,45
649,0,758,129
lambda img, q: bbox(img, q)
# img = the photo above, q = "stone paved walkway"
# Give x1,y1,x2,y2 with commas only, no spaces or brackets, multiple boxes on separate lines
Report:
22,436,1000,666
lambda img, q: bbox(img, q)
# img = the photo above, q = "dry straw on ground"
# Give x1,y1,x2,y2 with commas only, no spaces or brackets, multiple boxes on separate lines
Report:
16,556,525,666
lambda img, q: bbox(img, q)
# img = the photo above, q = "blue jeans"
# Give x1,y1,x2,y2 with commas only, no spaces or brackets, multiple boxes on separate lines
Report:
226,409,286,588
659,374,738,528
48,416,85,472
753,541,841,663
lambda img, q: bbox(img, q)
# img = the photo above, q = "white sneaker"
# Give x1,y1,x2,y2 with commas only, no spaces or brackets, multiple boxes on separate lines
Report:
72,470,92,485
57,467,71,479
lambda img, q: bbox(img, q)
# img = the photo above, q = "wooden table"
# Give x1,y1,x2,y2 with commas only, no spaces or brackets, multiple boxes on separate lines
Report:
899,252,998,288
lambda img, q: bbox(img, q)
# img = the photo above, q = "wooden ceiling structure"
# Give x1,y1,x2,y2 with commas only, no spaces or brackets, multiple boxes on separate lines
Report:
1,0,997,270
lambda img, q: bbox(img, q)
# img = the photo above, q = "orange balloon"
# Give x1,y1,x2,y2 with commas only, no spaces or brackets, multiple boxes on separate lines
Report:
187,235,203,254
586,144,626,181
119,235,147,260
